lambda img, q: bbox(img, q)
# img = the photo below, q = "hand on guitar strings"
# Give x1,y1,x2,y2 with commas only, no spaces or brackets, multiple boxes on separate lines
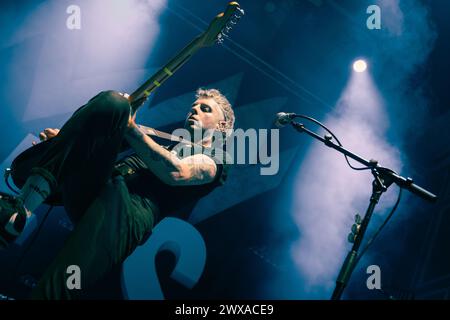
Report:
32,128,60,145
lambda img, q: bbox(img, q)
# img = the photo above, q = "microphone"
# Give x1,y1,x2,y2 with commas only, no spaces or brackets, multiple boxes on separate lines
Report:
274,112,297,128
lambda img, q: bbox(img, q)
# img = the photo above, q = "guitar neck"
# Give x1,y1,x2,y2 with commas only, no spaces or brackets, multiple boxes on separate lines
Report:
128,36,203,113
137,124,175,141
137,124,204,149
127,2,244,113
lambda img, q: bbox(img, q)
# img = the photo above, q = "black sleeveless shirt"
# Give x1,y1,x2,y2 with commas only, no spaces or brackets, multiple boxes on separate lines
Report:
115,143,230,223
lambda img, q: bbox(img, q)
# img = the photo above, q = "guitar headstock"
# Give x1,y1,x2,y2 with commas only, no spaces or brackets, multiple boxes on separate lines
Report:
198,2,244,47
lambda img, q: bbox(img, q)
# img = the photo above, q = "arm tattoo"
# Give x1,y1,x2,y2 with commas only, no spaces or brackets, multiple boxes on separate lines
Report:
146,147,178,170
188,163,205,182
125,124,180,171
125,125,216,185
177,155,217,185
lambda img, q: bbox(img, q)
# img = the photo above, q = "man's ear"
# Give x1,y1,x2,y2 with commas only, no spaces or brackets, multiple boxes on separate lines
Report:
217,120,227,131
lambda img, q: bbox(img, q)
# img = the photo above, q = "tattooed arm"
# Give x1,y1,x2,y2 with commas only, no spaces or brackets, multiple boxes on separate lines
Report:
125,122,217,186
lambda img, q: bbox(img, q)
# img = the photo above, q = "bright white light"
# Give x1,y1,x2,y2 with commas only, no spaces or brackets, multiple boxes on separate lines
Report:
353,59,367,73
290,69,402,295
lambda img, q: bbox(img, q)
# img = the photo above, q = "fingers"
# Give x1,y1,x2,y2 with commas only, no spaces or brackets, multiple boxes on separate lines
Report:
118,92,130,99
45,128,59,138
130,96,148,110
39,132,47,141
38,128,60,143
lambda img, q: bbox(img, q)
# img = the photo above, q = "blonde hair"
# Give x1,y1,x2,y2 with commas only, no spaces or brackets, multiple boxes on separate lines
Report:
196,88,235,133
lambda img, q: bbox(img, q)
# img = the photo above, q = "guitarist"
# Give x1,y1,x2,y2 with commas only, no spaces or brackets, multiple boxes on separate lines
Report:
0,88,235,299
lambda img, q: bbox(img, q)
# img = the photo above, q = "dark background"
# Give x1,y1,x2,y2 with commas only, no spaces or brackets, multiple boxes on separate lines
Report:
0,0,449,300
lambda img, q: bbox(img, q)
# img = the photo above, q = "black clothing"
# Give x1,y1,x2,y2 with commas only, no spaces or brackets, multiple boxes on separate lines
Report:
29,91,228,299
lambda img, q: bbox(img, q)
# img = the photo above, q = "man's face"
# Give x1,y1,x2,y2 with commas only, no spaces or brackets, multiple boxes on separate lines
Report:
184,97,226,135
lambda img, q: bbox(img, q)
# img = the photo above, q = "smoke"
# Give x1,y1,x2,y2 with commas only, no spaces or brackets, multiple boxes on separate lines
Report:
3,0,168,121
377,0,404,36
291,71,402,294
283,0,437,298
374,0,437,131
69,0,167,77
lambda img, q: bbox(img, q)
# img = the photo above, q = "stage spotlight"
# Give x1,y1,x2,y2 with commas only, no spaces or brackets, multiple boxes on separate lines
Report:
353,59,367,73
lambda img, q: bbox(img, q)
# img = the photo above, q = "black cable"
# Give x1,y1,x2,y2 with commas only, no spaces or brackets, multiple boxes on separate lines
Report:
4,168,53,277
292,114,404,256
353,187,404,300
290,115,406,298
3,170,55,287
13,205,54,280
354,186,403,268
295,114,372,171
4,169,20,195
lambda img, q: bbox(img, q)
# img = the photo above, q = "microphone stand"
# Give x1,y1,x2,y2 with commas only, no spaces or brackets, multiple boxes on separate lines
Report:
289,121,437,300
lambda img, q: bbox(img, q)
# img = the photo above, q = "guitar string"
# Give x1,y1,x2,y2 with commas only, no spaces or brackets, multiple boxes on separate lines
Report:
169,3,335,112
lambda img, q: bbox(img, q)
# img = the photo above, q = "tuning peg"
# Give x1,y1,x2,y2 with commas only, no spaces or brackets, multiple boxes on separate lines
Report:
216,36,224,44
225,21,234,29
232,14,242,22
351,223,360,234
348,232,356,243
347,213,362,244
231,9,244,22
